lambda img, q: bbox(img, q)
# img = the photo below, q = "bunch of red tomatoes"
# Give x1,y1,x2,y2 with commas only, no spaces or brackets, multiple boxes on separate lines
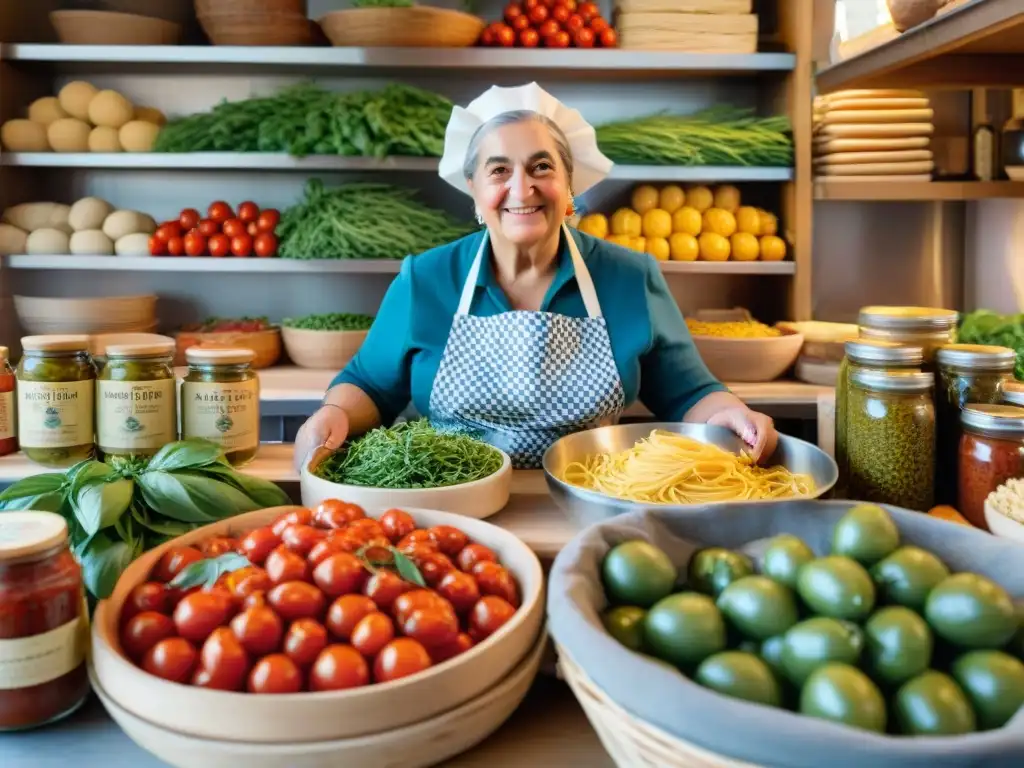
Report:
148,201,281,258
119,500,521,694
479,0,617,48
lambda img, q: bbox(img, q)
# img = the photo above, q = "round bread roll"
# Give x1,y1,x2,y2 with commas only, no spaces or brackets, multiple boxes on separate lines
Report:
57,81,99,121
88,126,122,153
88,90,135,129
134,106,167,126
119,120,160,153
0,120,49,152
28,97,69,126
47,118,91,152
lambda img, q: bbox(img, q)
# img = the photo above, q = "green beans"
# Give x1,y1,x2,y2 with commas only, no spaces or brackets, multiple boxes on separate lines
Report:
283,313,375,331
595,108,793,167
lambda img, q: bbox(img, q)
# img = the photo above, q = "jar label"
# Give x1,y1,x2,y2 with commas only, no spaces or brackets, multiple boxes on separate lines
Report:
182,380,259,451
97,379,177,451
0,391,14,440
0,615,87,690
17,380,94,449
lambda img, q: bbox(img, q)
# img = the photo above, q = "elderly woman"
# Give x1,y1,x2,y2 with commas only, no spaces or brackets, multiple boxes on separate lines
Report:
294,83,778,471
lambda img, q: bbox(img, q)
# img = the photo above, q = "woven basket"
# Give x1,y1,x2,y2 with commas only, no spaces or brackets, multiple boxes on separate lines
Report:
194,0,306,15
556,644,758,768
318,7,485,47
198,11,316,45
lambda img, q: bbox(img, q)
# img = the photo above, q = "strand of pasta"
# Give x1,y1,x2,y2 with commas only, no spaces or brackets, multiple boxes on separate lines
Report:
561,430,815,504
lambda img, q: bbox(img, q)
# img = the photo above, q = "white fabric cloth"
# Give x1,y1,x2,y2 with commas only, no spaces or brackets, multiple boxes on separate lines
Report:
438,82,613,195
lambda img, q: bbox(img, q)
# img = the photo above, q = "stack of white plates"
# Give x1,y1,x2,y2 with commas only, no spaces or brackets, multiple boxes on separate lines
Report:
15,294,157,335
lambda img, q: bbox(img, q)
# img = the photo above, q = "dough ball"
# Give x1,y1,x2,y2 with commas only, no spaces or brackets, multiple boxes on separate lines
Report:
57,81,99,121
88,89,135,129
47,118,92,152
0,120,49,152
119,120,160,153
28,97,69,126
88,126,122,153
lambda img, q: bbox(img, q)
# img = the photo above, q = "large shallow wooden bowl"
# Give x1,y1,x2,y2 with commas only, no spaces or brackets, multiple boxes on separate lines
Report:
15,294,157,335
50,10,182,44
173,327,281,369
301,448,513,520
198,11,316,45
282,326,367,370
319,7,485,47
91,505,545,744
691,328,805,382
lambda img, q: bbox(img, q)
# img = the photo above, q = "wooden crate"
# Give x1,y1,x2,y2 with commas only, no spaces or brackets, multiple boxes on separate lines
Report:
614,1,758,53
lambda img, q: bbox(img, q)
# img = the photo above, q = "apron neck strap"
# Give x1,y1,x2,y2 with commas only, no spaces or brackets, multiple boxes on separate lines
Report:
456,224,604,318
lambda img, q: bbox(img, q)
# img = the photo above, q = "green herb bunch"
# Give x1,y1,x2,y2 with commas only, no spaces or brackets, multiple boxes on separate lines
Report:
315,420,503,489
957,310,1023,379
0,439,290,600
283,313,376,331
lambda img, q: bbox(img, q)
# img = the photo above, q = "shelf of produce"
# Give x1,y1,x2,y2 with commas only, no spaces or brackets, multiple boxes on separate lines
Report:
816,0,1024,92
0,153,795,182
1,43,795,79
2,255,796,275
814,179,1024,201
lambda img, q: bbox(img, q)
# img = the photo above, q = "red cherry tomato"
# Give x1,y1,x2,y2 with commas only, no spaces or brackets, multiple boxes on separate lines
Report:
350,612,395,657
346,518,384,541
469,596,517,641
504,2,523,22
577,0,598,18
283,618,329,667
237,201,260,223
479,27,496,46
254,232,278,258
457,543,498,572
589,16,609,34
143,637,197,683
574,27,595,47
551,4,570,22
313,553,367,597
166,236,185,256
307,538,346,567
472,561,520,606
173,591,232,644
148,235,167,256
379,509,417,543
247,221,260,237
198,627,249,691
527,4,548,22
598,26,617,46
437,571,481,615
326,594,377,641
221,218,247,239
208,201,234,223
199,537,236,557
363,570,411,613
121,611,176,660
223,566,272,601
230,605,283,656
314,499,358,529
248,654,302,694
373,638,432,683
393,590,450,626
427,526,469,558
415,552,454,587
538,19,560,37
183,231,207,257
268,581,325,622
179,208,200,231
309,645,370,691
256,208,280,233
264,545,311,584
511,15,531,31
565,13,585,31
197,218,220,237
397,530,436,554
124,582,171,621
238,527,281,566
430,632,474,665
154,222,182,243
548,29,571,46
152,547,203,583
495,23,516,47
402,606,459,648
280,524,325,557
271,508,314,536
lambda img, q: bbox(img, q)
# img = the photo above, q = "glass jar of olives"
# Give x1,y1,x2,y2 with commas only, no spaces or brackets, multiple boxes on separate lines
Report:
934,344,1016,507
857,306,959,366
958,404,1024,530
16,336,95,468
181,347,260,466
847,368,935,511
96,342,178,459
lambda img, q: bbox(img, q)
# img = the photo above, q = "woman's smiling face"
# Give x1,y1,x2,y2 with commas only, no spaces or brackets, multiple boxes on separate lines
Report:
468,118,571,249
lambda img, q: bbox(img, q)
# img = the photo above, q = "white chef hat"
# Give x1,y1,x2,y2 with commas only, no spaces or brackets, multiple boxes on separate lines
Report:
438,82,613,196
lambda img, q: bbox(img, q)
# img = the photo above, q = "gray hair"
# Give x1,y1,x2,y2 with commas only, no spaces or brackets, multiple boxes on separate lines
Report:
462,110,575,184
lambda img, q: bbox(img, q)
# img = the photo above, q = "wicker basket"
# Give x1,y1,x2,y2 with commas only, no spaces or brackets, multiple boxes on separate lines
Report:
173,327,281,369
318,7,485,47
49,9,182,44
198,11,316,45
556,644,758,768
194,0,306,15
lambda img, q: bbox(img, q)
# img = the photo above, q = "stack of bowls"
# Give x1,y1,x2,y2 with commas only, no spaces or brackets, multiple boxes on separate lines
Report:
196,0,317,46
89,505,546,768
14,294,157,335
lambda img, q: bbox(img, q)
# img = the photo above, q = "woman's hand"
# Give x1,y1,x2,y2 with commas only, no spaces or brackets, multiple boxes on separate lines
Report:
293,404,350,472
707,406,778,463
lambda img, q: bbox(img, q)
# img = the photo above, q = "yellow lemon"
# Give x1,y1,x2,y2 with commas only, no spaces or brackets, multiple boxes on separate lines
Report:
758,210,779,236
631,236,647,252
713,185,741,212
702,208,737,238
730,232,760,261
630,185,659,214
577,213,608,239
699,232,731,262
671,206,702,236
610,207,641,237
645,237,670,261
606,234,632,248
735,206,762,236
641,208,672,239
669,232,699,261
760,235,787,261
686,185,714,213
658,184,685,214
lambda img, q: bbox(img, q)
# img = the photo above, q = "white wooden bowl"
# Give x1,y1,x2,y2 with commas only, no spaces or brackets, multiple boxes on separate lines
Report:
91,505,544,743
985,499,1024,543
300,449,513,520
281,326,368,370
691,330,805,383
90,628,546,768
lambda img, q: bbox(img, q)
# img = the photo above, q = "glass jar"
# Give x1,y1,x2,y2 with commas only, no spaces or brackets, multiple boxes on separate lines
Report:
934,344,1016,507
1002,381,1024,407
835,340,923,496
958,403,1024,530
0,511,89,730
96,342,178,459
858,306,959,366
16,335,95,468
181,347,260,467
0,347,17,458
847,369,935,511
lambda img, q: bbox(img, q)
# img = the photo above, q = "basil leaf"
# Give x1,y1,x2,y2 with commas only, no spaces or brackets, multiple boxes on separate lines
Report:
192,465,290,507
139,471,260,523
147,439,224,473
68,460,111,490
73,477,134,537
169,552,250,590
80,531,140,600
0,473,66,503
392,547,427,587
0,490,67,513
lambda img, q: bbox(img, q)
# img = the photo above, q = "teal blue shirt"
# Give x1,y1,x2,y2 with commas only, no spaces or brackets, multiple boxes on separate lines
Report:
332,229,727,425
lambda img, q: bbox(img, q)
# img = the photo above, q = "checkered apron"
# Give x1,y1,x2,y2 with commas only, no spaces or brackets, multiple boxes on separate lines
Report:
429,225,625,469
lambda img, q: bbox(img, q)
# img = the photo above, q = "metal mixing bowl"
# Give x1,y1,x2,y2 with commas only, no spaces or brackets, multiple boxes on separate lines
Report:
542,422,838,527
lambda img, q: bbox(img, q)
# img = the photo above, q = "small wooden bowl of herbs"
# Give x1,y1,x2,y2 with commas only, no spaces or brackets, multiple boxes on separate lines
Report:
301,420,512,520
282,313,375,370
174,316,281,369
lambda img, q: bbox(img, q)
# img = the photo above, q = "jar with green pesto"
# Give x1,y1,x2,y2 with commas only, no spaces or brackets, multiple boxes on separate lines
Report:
181,347,259,466
835,340,923,496
96,341,178,459
934,343,1016,507
857,306,959,366
16,335,95,468
847,368,935,511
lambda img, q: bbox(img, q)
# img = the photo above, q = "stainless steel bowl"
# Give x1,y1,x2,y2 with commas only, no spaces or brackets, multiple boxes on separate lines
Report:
542,422,838,527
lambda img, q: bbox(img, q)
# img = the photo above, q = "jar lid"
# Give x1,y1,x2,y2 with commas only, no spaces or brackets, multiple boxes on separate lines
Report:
850,368,934,393
106,341,176,358
858,306,959,332
185,346,256,365
1003,381,1024,406
961,403,1024,435
0,511,68,561
936,344,1016,371
845,339,923,365
21,334,90,353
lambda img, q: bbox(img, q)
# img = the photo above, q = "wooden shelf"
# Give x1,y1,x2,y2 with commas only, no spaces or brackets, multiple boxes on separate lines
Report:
817,0,1024,92
814,179,1024,201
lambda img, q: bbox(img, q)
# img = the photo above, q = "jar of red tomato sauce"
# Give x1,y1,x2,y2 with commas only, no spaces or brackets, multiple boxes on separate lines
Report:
958,404,1024,530
0,511,89,730
0,346,16,457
